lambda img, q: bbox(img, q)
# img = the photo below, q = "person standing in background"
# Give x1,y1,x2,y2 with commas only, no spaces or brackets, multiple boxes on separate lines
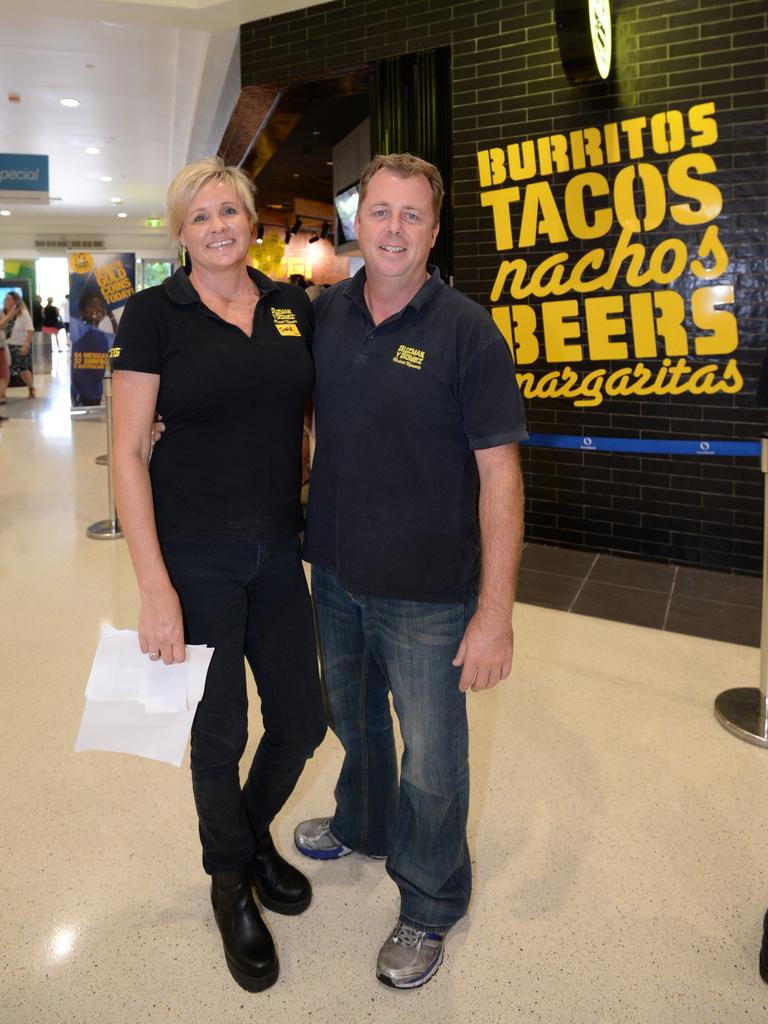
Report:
42,297,63,352
0,298,14,419
32,294,43,349
60,294,70,345
3,293,35,399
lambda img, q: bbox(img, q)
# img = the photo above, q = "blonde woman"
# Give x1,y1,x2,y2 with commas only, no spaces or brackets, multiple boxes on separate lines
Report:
111,157,326,992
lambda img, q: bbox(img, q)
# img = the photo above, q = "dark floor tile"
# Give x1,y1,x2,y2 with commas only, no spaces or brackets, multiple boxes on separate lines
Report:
675,567,761,609
591,554,675,593
516,568,584,611
571,581,669,629
520,543,596,578
666,595,760,647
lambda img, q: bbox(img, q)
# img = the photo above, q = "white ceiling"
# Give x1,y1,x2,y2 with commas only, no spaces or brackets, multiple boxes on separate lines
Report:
0,0,326,250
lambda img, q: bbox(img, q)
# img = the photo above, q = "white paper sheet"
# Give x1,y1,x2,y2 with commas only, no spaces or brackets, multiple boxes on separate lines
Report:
75,626,214,767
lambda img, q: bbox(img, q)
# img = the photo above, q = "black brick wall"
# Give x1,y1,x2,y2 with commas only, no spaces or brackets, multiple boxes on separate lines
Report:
241,0,768,574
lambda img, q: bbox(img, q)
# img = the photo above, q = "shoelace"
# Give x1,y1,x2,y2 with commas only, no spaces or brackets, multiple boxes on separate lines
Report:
393,922,425,949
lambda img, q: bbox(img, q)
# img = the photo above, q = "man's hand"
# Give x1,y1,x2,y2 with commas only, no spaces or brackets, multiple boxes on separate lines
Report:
452,607,514,692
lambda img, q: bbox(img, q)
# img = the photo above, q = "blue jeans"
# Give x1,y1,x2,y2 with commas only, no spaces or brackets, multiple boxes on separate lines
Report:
162,538,327,874
311,564,475,931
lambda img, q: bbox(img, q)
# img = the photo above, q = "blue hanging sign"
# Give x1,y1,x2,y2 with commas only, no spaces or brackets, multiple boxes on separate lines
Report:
0,153,49,203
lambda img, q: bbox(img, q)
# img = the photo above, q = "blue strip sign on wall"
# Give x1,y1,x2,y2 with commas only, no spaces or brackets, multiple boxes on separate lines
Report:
0,153,49,204
521,433,761,458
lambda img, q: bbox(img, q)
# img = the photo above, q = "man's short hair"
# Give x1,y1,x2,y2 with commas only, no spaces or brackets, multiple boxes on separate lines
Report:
358,154,444,225
166,156,258,241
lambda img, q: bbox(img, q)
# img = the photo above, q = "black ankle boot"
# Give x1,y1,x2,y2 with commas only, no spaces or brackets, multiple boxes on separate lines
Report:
211,868,279,991
249,832,312,916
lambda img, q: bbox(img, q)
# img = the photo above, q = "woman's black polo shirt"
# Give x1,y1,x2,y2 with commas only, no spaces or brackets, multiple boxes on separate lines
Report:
303,267,528,603
111,266,313,544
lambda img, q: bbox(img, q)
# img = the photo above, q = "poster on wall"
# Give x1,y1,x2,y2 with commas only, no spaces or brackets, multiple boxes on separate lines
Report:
68,252,135,407
476,100,740,410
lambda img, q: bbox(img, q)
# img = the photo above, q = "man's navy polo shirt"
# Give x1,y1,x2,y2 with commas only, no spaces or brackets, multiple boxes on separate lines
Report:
112,266,313,544
303,267,528,602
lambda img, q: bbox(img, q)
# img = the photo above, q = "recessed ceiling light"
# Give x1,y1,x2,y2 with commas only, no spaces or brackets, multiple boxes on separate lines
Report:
117,212,128,218
60,98,79,108
110,197,122,204
293,173,299,178
0,209,11,217
84,146,100,155
326,161,333,166
312,130,320,136
99,175,112,182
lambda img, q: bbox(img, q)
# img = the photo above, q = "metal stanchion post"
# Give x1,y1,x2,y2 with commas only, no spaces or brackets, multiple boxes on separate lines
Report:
87,366,123,540
714,434,768,747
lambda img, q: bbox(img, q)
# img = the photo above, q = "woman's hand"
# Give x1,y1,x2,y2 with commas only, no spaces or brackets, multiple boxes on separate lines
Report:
302,430,311,485
138,583,186,664
151,413,165,445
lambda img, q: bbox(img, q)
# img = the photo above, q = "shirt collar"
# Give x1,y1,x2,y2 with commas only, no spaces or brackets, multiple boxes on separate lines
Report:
343,264,444,317
163,265,279,306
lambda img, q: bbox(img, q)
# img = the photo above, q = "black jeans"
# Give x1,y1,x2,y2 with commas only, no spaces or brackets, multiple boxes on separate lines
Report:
162,537,327,874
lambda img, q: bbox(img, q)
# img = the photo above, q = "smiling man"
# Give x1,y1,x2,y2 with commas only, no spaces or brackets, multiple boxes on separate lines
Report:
296,154,529,988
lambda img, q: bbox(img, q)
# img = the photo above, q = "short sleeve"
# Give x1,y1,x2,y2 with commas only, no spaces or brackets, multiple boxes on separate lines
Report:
460,330,528,451
20,311,33,332
110,293,163,374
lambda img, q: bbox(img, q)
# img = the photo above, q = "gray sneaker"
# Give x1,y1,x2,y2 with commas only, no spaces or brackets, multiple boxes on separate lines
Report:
376,919,445,989
294,817,352,860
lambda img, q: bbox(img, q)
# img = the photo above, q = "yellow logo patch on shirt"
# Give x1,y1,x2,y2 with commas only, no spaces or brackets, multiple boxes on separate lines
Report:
271,307,301,337
393,344,425,370
109,346,122,359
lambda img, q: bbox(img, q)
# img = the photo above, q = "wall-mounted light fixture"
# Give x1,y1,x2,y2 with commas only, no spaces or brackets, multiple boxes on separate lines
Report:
555,0,612,84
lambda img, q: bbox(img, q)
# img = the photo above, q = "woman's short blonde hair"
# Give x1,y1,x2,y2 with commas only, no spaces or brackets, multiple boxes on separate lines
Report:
166,157,258,240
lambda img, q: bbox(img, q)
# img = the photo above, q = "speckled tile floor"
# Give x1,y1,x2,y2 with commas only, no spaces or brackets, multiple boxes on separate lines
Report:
2,357,768,1023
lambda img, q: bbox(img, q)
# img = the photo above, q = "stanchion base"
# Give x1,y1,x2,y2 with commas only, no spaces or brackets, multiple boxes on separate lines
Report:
95,454,108,465
71,407,104,417
87,519,123,540
714,687,768,748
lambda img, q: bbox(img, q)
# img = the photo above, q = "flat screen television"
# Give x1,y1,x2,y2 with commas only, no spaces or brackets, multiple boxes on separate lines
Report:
0,278,32,311
334,182,360,248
